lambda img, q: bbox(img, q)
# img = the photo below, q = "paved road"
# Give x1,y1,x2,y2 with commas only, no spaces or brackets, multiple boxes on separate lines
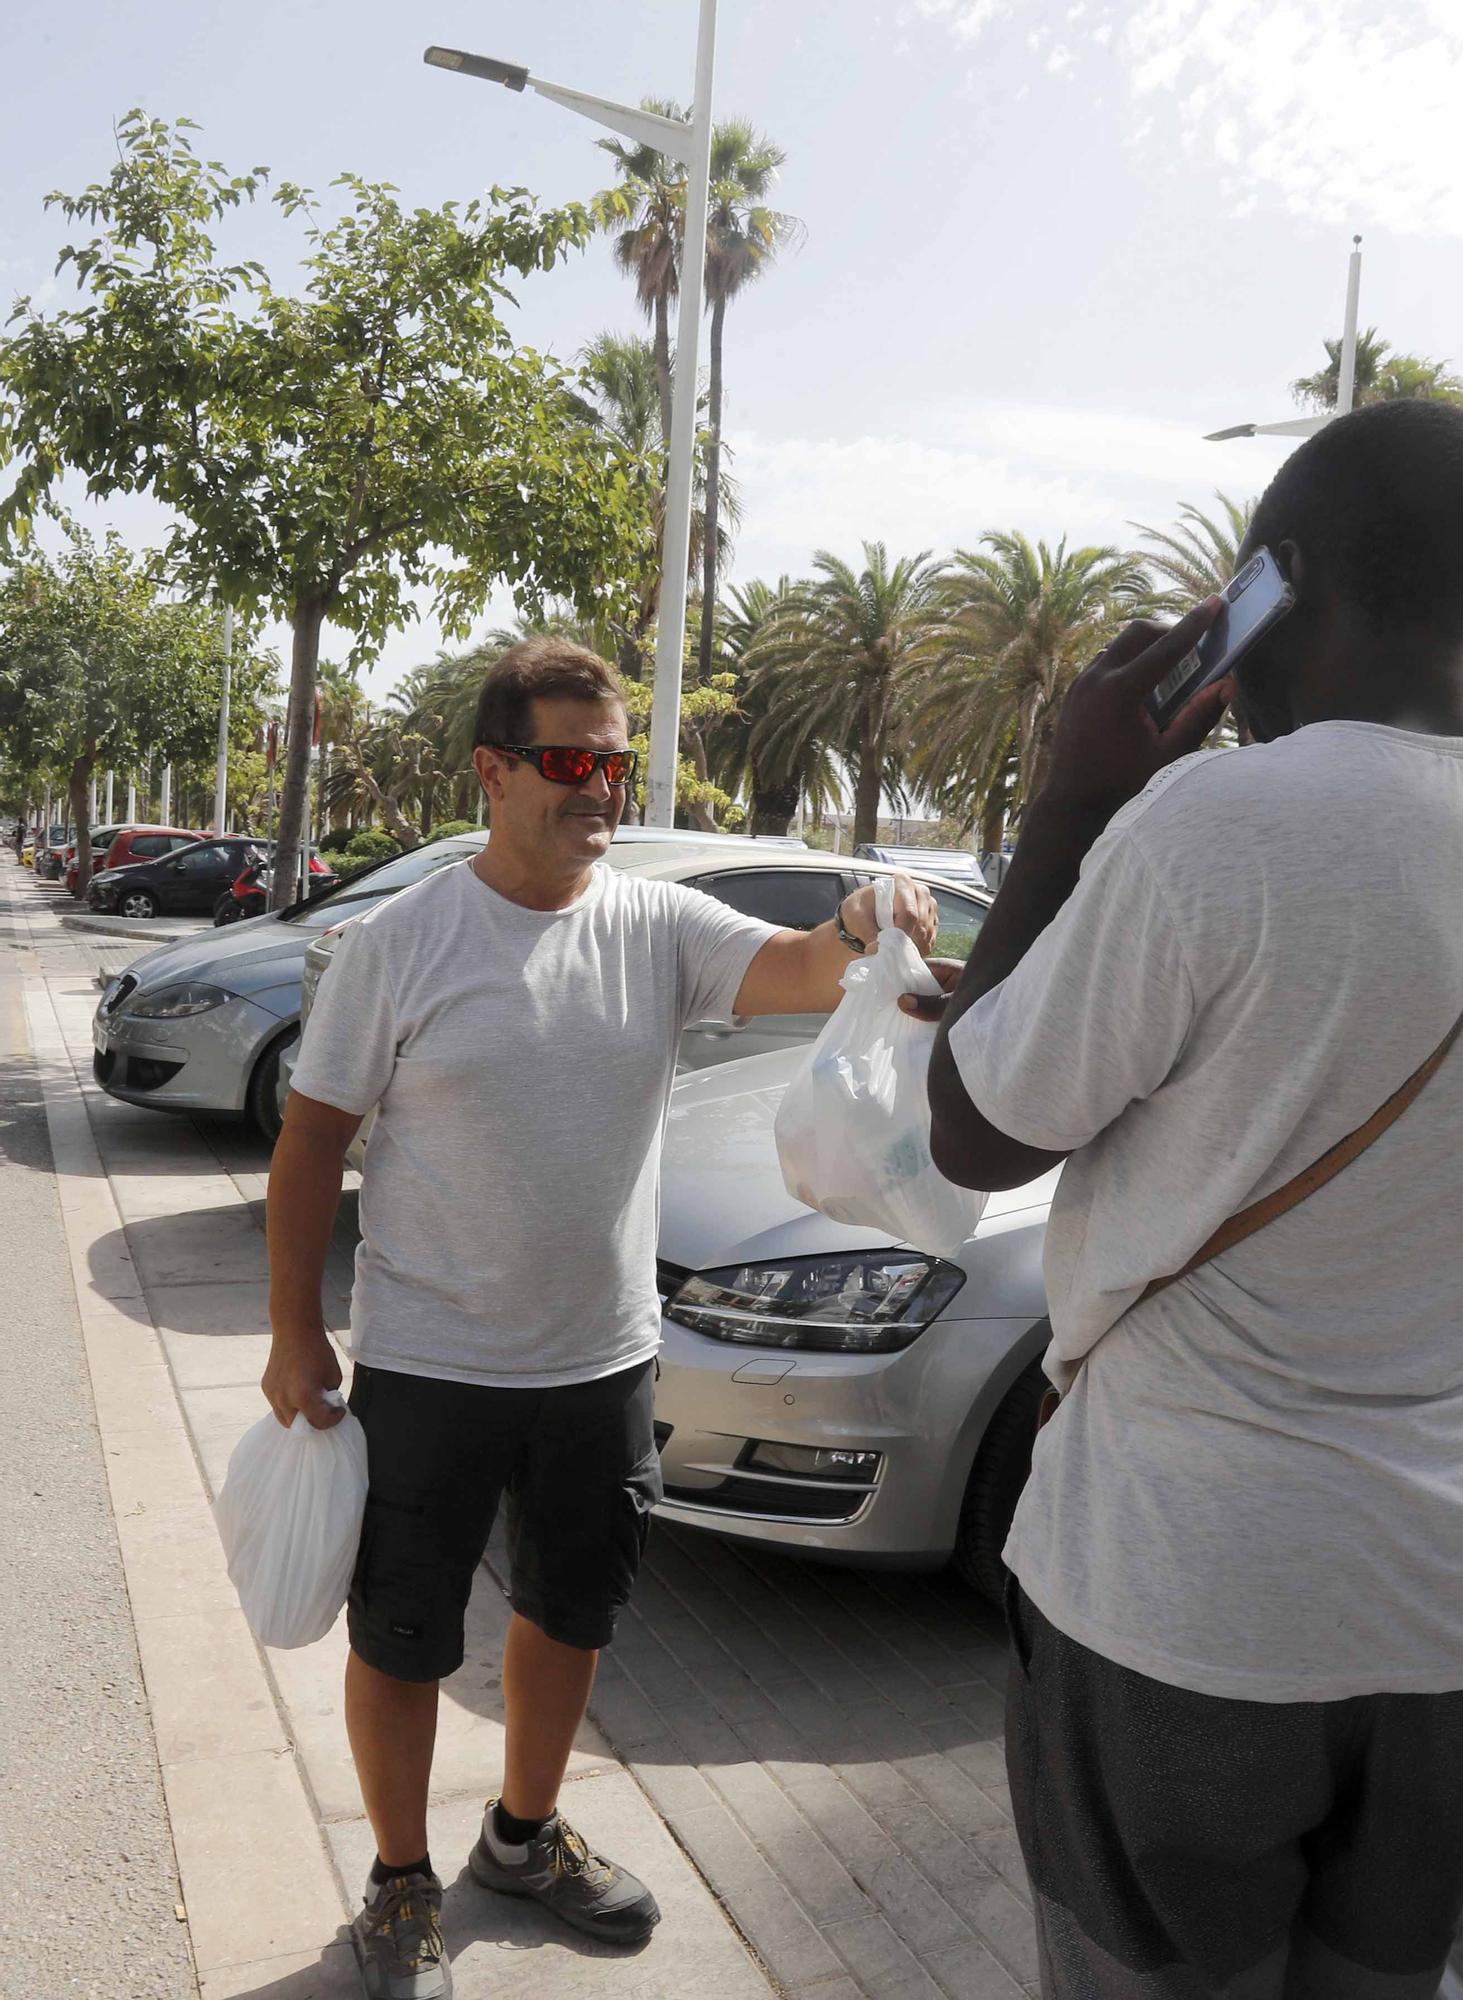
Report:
0,862,197,1998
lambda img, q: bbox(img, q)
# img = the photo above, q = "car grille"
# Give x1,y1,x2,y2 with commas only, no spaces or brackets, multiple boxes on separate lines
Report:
105,973,138,1015
93,1048,116,1085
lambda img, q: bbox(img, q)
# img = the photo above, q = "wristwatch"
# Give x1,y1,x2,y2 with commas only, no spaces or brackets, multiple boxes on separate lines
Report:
835,895,868,955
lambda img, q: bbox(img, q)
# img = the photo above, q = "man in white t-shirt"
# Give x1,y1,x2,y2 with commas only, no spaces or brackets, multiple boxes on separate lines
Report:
264,636,937,2000
925,401,1463,1998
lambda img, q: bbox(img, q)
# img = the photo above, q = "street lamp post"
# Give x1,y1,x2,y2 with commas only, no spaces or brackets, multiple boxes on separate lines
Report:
1205,237,1363,443
424,0,720,827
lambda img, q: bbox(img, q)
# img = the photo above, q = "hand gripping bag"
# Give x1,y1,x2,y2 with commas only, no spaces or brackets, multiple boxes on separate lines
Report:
775,877,985,1258
214,1390,369,1649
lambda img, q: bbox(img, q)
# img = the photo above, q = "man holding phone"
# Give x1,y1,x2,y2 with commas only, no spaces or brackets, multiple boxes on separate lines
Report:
925,400,1463,1997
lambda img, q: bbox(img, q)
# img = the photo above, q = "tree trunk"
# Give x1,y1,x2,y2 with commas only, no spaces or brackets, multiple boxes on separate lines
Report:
420,775,436,840
750,777,800,837
68,744,97,895
681,725,719,833
851,682,887,849
653,293,674,456
272,596,325,911
979,761,1009,861
696,294,727,687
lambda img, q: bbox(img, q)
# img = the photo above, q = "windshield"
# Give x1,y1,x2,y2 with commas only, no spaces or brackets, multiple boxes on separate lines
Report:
280,840,482,928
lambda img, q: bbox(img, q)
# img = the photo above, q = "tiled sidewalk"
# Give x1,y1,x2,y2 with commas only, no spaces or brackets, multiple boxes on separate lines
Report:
585,1525,1038,1998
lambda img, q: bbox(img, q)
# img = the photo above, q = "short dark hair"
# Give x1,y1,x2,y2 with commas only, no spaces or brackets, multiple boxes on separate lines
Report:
1249,399,1463,638
472,637,626,750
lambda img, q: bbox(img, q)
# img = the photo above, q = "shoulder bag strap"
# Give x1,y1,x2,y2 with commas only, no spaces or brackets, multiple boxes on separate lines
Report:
1037,1003,1463,1430
1139,1002,1463,1306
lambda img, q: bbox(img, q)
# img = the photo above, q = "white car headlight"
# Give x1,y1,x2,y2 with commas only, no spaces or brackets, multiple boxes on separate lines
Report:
129,982,232,1019
665,1251,964,1354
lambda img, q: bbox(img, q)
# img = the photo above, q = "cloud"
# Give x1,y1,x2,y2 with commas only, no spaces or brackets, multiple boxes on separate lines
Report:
914,0,1463,238
1120,0,1463,238
725,404,1294,585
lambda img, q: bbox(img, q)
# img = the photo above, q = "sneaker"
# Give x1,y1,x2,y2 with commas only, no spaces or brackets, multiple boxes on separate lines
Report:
350,1869,451,2000
468,1799,660,1945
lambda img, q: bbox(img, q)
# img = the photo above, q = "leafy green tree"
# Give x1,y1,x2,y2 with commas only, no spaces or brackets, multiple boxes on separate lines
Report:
1132,492,1254,608
744,544,944,848
697,125,800,686
910,532,1146,829
1292,328,1463,410
0,113,651,905
0,522,271,886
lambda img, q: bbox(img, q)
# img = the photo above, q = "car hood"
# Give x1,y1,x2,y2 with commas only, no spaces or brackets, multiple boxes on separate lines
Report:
114,913,316,996
659,1046,1059,1272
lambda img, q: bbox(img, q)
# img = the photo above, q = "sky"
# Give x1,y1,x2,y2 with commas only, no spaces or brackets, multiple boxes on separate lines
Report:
3,0,1461,698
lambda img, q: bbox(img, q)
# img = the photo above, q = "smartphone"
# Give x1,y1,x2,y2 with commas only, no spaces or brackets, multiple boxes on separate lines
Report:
1144,547,1295,732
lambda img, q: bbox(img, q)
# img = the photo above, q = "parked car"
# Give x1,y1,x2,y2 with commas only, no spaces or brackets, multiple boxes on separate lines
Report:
651,1049,1058,1598
281,833,1047,1594
34,828,75,881
90,834,498,1140
87,835,286,919
63,825,131,897
853,843,987,889
282,843,992,1167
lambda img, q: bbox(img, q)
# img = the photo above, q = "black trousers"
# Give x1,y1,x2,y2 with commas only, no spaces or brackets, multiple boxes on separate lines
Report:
1005,1582,1463,1998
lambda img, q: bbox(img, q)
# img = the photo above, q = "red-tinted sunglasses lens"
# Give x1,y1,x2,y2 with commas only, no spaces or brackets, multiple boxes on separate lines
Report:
539,747,598,784
538,747,636,786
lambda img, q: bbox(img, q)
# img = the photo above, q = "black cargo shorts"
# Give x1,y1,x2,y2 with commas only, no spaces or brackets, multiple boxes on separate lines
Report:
345,1357,662,1681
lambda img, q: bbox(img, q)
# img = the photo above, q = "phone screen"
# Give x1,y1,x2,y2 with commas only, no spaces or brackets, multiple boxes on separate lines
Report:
1146,549,1294,730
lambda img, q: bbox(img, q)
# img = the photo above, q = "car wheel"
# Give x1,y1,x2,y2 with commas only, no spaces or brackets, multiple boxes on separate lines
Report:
952,1353,1050,1604
213,893,241,927
119,888,158,920
247,1027,298,1143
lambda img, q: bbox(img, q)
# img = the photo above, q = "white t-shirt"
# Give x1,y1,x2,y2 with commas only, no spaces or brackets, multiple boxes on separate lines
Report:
950,721,1463,1702
290,859,777,1387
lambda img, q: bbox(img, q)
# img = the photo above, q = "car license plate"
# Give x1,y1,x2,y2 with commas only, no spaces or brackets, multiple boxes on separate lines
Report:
92,1016,109,1054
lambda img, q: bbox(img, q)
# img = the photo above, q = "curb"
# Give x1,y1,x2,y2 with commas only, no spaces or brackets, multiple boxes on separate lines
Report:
20,962,351,1989
62,912,209,943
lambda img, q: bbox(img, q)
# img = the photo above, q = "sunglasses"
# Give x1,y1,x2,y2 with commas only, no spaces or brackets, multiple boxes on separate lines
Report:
492,742,639,788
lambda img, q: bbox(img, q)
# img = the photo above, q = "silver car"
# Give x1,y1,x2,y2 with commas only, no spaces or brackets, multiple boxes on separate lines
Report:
653,1049,1056,1599
91,835,497,1138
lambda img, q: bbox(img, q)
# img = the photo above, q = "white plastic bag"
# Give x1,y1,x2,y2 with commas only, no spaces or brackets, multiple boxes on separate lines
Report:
214,1390,369,1649
775,877,985,1257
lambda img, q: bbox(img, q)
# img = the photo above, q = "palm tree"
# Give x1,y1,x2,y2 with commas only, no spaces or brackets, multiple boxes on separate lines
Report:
696,124,802,686
910,532,1147,828
577,331,740,682
707,578,840,835
1293,328,1463,410
744,543,946,848
1132,492,1254,609
597,106,686,444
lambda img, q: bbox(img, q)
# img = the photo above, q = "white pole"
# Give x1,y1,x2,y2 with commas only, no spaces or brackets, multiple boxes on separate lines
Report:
1337,235,1362,417
125,776,137,822
88,774,98,825
159,762,172,824
644,0,718,828
214,606,234,835
104,770,114,822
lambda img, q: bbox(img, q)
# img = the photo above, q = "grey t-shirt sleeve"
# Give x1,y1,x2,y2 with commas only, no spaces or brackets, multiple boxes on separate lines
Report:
289,918,400,1116
947,828,1195,1152
667,881,781,1029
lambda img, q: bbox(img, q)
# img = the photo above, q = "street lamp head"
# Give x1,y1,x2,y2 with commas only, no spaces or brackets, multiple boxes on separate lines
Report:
1205,423,1259,441
423,45,529,91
